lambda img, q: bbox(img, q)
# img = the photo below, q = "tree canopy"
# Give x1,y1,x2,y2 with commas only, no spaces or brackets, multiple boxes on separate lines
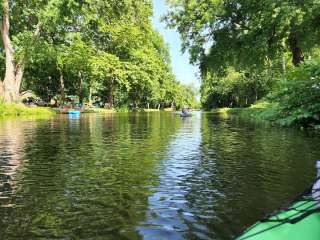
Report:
165,0,320,68
0,0,196,109
165,0,320,119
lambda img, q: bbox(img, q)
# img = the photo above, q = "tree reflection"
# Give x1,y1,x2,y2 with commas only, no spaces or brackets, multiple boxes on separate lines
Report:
181,113,320,239
0,113,182,239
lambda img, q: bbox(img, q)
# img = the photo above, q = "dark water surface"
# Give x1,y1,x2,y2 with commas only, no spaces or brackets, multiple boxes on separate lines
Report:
0,112,319,239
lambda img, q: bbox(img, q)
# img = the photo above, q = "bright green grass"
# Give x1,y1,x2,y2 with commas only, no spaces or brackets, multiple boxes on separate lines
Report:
211,101,281,122
143,108,160,112
0,103,55,117
82,108,116,113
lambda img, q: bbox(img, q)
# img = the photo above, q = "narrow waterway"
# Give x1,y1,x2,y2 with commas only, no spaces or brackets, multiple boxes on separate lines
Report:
0,112,319,239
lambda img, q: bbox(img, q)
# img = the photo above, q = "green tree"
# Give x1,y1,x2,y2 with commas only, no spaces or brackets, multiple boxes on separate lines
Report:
165,0,320,68
90,52,126,108
0,0,197,109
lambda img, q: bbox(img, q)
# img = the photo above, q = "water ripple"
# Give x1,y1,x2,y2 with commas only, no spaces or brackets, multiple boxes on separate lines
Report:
0,113,319,239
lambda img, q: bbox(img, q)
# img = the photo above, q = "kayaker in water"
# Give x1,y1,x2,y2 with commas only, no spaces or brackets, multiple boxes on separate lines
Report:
182,107,188,114
312,160,320,204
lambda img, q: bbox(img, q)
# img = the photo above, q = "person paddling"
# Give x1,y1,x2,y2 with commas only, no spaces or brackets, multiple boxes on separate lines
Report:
181,107,187,114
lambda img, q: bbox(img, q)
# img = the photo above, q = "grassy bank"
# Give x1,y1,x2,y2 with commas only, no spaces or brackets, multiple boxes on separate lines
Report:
82,108,116,113
0,103,55,117
212,101,320,130
84,108,160,113
143,108,160,112
212,102,279,120
0,103,176,118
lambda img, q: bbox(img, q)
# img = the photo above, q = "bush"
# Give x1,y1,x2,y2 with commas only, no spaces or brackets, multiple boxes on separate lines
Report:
269,58,320,128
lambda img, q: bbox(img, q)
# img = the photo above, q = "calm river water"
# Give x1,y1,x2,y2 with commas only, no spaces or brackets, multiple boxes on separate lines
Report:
0,112,319,239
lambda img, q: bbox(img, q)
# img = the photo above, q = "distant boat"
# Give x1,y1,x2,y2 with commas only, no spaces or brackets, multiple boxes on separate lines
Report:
67,110,81,115
58,107,82,115
180,112,192,117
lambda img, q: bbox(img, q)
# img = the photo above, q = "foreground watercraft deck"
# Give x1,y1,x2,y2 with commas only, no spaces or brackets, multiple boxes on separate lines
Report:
237,180,320,240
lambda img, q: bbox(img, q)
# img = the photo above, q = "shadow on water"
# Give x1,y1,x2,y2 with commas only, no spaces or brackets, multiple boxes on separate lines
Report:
137,112,320,240
187,113,320,239
0,112,320,239
0,113,183,239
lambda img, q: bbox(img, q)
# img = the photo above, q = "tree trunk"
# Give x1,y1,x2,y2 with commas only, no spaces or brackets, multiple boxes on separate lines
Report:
281,39,286,76
255,88,258,102
282,53,286,81
0,81,4,98
79,71,83,105
88,81,92,106
147,102,150,109
289,36,304,66
107,77,114,108
0,0,20,102
58,67,65,104
0,0,40,103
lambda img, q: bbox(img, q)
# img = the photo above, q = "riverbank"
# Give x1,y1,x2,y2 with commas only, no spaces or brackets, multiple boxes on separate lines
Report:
0,103,55,117
86,108,167,113
212,102,278,120
212,101,320,130
79,108,115,114
0,103,177,117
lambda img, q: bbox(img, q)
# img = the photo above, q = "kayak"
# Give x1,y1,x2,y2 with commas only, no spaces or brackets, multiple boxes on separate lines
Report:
180,112,193,117
236,177,320,240
67,110,81,115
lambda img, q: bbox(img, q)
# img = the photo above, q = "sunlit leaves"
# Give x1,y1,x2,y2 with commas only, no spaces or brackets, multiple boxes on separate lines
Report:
165,0,320,68
1,0,197,108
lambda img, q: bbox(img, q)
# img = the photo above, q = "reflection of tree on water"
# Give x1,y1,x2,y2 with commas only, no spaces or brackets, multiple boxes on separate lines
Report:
1,113,320,239
136,113,320,240
0,120,41,208
0,119,50,240
0,113,182,239
137,112,203,239
178,114,320,239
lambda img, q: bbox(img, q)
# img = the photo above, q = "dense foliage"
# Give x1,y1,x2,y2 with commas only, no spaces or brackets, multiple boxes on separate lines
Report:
165,0,320,127
267,58,320,128
0,0,196,109
165,0,320,67
200,67,272,109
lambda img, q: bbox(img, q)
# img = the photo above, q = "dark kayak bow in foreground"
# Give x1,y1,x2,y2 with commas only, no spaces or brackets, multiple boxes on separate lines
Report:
236,161,320,240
